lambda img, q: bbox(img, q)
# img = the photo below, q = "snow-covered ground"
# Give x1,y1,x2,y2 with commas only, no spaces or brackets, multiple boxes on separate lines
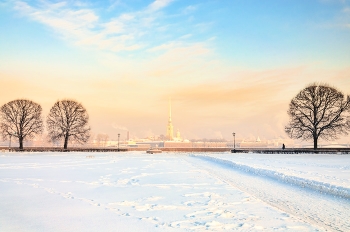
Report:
190,153,350,231
194,153,350,198
0,152,348,231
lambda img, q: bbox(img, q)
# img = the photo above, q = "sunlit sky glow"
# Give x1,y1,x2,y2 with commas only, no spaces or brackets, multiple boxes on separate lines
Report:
1,0,350,141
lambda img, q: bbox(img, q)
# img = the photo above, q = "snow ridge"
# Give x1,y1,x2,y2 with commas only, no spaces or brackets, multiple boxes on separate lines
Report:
191,155,350,199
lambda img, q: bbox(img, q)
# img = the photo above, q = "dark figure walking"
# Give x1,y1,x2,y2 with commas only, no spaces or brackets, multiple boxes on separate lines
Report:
282,143,285,150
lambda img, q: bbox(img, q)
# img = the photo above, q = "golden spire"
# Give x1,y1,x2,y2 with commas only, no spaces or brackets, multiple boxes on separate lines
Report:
166,98,174,140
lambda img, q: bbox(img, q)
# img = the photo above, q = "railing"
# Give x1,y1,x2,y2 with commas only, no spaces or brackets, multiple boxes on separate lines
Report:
2,147,128,152
231,148,350,154
2,146,349,154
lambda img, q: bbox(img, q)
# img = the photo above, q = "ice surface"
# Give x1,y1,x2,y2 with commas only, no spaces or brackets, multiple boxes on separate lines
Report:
0,151,348,231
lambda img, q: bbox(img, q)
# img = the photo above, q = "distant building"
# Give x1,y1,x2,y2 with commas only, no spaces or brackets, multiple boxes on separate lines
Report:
164,141,191,148
239,136,298,148
176,129,182,141
240,136,268,148
166,98,184,142
164,141,229,148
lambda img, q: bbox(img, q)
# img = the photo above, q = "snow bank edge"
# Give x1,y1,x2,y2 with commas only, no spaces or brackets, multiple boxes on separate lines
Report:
191,155,350,199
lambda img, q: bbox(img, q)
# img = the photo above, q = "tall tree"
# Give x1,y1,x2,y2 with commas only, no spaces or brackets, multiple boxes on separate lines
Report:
47,100,90,149
285,83,350,149
0,99,44,150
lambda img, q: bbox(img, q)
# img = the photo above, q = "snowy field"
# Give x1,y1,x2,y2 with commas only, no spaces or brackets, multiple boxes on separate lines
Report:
0,152,349,231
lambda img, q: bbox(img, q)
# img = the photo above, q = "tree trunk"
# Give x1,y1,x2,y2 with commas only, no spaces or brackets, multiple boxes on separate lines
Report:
19,137,23,150
64,135,69,150
313,136,318,150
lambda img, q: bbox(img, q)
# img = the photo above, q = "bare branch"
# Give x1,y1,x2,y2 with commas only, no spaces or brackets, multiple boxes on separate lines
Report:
0,99,44,149
47,100,91,149
285,83,350,149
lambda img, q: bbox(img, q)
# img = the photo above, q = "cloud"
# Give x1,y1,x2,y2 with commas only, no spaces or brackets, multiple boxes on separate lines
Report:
107,0,124,11
147,0,173,12
169,66,307,107
11,0,193,53
147,41,183,52
14,1,99,41
182,5,198,14
144,42,213,81
340,6,350,28
179,34,192,39
195,22,214,32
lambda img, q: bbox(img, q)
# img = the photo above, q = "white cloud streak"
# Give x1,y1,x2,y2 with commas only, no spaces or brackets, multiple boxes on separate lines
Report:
183,5,197,14
12,0,191,53
147,0,173,12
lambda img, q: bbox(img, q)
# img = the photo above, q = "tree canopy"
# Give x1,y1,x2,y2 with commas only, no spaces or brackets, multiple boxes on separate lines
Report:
285,83,350,149
0,99,44,149
47,100,90,149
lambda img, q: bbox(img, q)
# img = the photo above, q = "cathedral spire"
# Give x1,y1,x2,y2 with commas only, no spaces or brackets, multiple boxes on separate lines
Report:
166,98,174,140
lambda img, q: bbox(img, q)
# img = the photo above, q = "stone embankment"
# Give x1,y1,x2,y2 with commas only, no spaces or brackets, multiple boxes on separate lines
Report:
1,146,349,153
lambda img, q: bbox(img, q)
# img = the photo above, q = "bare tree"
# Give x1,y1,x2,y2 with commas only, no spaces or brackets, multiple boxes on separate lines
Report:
95,133,109,147
158,134,166,141
285,83,350,149
0,99,44,150
47,100,90,149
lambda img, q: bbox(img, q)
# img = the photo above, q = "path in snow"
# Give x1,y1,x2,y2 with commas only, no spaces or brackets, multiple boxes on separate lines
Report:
197,153,350,198
186,155,350,232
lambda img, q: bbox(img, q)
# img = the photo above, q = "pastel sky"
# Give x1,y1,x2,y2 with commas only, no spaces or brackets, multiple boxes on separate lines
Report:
1,0,350,142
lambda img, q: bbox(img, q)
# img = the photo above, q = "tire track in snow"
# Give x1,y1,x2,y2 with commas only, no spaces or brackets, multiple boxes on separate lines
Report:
185,156,350,232
192,155,350,199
